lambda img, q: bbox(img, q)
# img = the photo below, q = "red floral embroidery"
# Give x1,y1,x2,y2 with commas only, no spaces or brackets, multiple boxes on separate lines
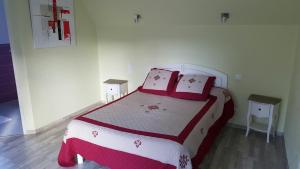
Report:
134,139,142,148
92,131,98,138
188,78,196,83
148,105,159,110
154,75,160,80
143,103,166,113
179,154,189,168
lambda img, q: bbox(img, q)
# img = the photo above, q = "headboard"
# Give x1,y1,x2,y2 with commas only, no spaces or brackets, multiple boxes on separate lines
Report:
154,64,228,88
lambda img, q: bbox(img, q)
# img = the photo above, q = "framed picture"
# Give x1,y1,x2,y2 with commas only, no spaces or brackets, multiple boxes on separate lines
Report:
29,0,76,48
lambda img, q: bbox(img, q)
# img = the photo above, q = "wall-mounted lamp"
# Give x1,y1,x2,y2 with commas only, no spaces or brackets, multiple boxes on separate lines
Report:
134,14,142,24
221,12,230,24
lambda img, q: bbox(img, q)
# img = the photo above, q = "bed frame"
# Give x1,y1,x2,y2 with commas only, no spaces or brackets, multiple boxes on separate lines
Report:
154,64,228,89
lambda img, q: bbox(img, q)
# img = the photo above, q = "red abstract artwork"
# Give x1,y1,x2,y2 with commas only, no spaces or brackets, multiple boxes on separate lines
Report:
29,0,75,48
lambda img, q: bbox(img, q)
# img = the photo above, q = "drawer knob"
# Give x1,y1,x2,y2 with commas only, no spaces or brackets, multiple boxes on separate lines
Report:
110,89,112,90
258,108,262,111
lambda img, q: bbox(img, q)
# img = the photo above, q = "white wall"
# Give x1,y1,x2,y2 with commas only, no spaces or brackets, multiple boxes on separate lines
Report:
4,0,100,131
0,0,9,44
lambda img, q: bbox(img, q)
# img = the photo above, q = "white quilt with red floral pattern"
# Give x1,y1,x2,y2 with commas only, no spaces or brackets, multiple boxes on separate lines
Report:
63,88,227,169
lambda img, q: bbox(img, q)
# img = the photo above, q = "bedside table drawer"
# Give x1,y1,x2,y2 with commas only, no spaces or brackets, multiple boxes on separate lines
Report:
105,84,120,95
250,101,271,118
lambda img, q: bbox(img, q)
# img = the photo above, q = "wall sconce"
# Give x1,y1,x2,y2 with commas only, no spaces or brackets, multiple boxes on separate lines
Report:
221,12,230,24
134,14,142,24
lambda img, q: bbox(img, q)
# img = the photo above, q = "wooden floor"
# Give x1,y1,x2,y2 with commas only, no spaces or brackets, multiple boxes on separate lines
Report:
199,127,288,169
0,119,288,169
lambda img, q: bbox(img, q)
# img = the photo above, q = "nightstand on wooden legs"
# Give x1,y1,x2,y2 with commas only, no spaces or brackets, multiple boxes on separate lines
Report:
245,94,281,143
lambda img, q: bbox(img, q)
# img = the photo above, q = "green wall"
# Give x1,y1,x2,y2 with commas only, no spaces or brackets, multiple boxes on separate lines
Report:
97,25,297,132
285,27,300,169
80,0,300,133
5,0,300,167
5,0,100,131
85,0,300,167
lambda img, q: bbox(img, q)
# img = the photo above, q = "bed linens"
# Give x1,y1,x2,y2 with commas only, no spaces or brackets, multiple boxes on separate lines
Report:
139,68,179,95
81,91,213,137
170,74,216,100
59,88,229,169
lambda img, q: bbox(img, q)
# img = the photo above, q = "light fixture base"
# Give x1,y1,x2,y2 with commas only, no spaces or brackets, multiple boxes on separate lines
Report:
134,14,142,24
221,12,230,24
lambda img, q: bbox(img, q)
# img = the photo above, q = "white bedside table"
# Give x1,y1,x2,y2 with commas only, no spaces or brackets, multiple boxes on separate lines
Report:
245,94,281,143
104,79,128,103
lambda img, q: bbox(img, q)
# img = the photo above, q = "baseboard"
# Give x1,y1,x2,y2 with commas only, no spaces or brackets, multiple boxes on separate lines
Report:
24,101,104,135
23,130,37,135
226,122,284,136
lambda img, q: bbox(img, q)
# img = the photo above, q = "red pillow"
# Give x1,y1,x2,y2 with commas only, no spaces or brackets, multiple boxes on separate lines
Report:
170,74,216,100
138,68,179,95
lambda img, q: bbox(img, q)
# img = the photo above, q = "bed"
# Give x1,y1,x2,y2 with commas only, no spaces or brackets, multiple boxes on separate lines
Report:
58,64,234,169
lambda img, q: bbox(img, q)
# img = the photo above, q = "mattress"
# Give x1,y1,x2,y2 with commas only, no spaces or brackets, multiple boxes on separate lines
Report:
58,87,233,169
